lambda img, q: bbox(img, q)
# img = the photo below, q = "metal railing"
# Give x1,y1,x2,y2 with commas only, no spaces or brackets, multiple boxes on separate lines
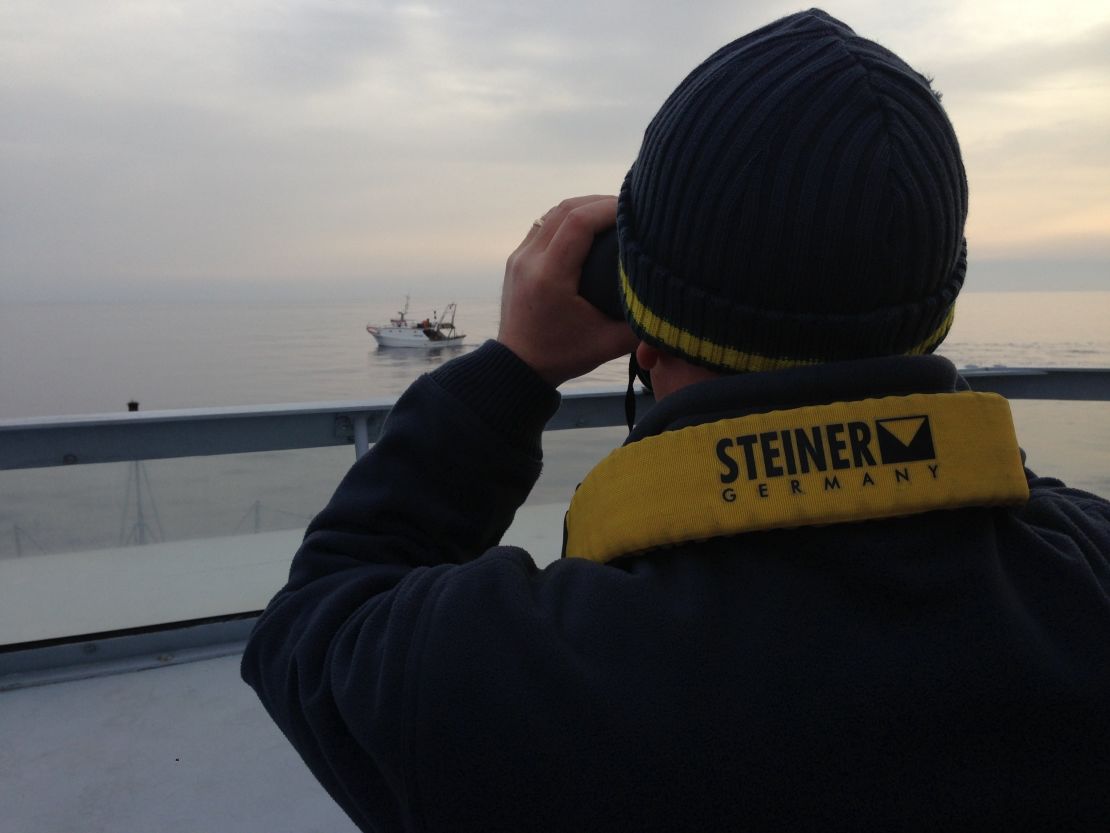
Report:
0,390,647,471
2,368,1109,472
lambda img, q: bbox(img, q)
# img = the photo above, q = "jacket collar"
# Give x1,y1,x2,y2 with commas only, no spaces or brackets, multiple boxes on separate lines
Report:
565,357,1028,563
628,355,965,443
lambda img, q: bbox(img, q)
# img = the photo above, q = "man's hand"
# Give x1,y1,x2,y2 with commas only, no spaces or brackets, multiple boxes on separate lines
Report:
497,195,639,387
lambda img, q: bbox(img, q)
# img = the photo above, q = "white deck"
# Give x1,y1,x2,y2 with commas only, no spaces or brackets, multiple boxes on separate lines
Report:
0,654,358,833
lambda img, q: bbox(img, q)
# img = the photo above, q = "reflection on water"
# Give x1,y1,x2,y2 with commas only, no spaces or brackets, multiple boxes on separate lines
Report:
366,343,470,392
938,291,1110,369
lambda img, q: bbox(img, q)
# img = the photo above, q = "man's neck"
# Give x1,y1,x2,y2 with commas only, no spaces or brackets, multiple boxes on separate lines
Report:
628,354,963,444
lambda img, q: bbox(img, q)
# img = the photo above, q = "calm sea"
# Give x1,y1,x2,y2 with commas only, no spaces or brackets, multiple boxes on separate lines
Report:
1,292,1109,420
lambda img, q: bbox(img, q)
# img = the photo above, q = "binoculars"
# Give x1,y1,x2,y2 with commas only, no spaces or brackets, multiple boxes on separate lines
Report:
578,227,622,320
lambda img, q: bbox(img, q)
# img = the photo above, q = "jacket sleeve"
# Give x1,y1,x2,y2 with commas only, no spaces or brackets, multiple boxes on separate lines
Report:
240,340,561,832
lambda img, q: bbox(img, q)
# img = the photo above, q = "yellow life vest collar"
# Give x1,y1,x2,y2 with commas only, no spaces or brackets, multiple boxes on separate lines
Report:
563,391,1028,563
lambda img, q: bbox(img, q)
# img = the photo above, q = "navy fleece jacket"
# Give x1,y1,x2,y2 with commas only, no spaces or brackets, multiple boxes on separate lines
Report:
243,341,1110,832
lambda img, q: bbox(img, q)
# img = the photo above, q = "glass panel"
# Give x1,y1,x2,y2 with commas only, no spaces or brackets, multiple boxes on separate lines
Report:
0,428,629,646
0,447,355,645
2,405,1106,647
1009,400,1110,496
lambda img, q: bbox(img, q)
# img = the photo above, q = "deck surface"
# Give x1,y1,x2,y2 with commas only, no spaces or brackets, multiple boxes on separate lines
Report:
1,653,358,833
0,503,569,832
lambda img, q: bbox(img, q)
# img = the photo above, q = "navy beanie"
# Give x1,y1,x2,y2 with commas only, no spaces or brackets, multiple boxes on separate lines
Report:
616,9,968,373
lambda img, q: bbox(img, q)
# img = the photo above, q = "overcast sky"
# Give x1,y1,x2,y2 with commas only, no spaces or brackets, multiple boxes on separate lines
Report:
2,0,1108,302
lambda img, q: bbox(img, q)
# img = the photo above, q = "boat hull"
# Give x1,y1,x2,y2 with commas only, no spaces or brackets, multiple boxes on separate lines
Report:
367,326,465,348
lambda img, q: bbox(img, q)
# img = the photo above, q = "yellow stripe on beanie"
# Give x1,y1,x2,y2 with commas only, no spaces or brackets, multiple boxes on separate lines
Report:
620,264,956,374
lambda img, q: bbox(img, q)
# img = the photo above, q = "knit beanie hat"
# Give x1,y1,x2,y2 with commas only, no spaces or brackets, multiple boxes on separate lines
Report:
616,8,967,373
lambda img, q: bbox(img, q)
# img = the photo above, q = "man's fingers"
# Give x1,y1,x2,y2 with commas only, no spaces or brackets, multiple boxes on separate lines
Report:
517,196,598,249
532,195,614,251
546,196,618,276
520,216,545,247
499,194,632,386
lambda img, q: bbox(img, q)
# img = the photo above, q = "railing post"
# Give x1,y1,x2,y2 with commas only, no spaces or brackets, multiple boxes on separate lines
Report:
353,414,371,459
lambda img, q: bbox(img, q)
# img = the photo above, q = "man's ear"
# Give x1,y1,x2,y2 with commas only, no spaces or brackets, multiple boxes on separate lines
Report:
635,341,661,370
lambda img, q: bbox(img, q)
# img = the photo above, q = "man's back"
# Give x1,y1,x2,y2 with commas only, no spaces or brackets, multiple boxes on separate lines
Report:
410,501,1109,830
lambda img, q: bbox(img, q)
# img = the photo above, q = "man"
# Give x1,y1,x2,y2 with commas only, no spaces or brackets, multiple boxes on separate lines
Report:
243,10,1110,831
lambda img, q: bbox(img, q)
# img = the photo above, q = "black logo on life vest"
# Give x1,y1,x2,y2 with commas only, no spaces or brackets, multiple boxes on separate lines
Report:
875,416,935,464
715,414,938,485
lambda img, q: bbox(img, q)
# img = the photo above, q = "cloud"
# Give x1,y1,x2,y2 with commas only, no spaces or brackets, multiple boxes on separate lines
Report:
927,22,1110,96
235,3,403,93
967,257,1110,291
911,18,1110,264
1,0,1108,300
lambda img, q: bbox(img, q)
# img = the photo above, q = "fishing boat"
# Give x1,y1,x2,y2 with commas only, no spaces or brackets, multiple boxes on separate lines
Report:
366,298,465,348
